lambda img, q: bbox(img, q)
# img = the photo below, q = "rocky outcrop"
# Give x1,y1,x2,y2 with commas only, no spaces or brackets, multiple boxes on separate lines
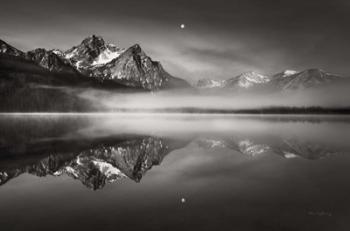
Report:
27,48,79,74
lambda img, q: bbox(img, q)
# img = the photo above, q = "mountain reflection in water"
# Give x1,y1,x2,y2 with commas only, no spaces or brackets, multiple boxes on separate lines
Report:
0,114,349,190
1,114,350,231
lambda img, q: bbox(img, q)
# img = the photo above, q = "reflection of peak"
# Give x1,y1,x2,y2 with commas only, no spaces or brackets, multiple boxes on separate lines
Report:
196,79,225,88
282,151,298,159
65,137,171,188
0,136,189,190
237,139,270,157
271,138,337,160
196,138,227,148
197,138,268,157
197,136,340,160
56,155,127,190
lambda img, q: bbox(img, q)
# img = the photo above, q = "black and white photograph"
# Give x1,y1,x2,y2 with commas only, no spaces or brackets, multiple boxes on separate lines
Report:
1,0,350,230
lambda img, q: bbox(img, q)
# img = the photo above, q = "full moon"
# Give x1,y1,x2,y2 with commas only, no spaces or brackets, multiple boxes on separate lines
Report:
180,24,185,29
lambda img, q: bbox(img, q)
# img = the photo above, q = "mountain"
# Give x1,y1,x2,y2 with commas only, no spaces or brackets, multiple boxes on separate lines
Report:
61,35,190,90
268,68,344,90
196,69,346,91
271,70,298,80
0,39,26,58
0,36,191,111
91,43,190,90
224,71,270,88
27,48,79,74
0,35,190,91
0,46,138,112
196,72,270,89
62,35,125,74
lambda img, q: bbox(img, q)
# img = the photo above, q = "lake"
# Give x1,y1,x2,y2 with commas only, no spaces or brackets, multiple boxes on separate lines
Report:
0,114,349,231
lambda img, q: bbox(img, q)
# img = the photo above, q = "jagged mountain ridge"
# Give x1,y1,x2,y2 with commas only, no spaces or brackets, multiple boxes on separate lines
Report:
0,40,26,58
62,35,125,73
224,71,271,88
27,48,79,74
268,68,343,90
196,71,273,89
0,36,190,91
91,44,189,90
196,69,346,90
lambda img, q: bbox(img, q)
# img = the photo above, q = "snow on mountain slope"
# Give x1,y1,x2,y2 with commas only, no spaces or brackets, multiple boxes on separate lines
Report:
282,70,298,77
271,70,298,80
61,35,189,90
196,69,345,91
196,71,271,89
63,35,125,72
225,71,271,88
270,69,343,90
92,44,125,66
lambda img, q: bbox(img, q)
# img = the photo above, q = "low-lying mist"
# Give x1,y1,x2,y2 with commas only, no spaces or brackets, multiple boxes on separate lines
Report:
74,84,350,112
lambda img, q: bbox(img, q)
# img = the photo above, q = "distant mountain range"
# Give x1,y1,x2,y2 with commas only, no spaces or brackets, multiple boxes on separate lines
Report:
1,35,349,111
196,69,347,91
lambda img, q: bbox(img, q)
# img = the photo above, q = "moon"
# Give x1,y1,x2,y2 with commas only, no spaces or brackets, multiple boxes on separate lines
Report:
180,24,185,29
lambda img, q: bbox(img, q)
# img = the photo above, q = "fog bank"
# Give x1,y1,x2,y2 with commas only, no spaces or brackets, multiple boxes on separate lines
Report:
75,83,350,111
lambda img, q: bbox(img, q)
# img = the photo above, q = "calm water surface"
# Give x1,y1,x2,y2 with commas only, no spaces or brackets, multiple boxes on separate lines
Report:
0,114,350,231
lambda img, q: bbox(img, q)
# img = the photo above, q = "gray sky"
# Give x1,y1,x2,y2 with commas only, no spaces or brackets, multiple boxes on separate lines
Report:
1,0,350,83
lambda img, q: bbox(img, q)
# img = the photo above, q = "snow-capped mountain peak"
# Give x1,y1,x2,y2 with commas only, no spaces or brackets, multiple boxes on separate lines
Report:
0,36,191,91
238,71,270,83
195,67,345,91
51,49,64,56
63,35,125,72
225,71,270,88
282,70,298,77
270,68,343,90
196,71,270,89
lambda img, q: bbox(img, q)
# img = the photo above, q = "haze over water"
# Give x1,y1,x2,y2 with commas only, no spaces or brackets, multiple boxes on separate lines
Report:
0,114,350,231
